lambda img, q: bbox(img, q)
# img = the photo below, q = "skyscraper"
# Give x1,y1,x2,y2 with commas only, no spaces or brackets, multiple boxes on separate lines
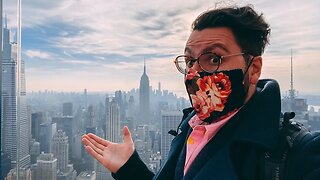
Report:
63,102,73,116
84,105,98,172
160,111,182,163
1,17,30,168
106,98,121,143
30,141,40,164
115,90,125,121
35,153,57,180
31,112,45,142
0,0,3,154
39,122,56,153
139,60,150,125
86,105,95,128
127,95,135,119
51,130,77,180
51,130,69,172
52,116,74,149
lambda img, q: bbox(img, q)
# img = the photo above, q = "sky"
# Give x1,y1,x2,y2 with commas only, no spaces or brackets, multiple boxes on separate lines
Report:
3,0,320,98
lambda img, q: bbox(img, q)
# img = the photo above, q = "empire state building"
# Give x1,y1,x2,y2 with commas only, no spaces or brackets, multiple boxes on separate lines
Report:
139,61,150,125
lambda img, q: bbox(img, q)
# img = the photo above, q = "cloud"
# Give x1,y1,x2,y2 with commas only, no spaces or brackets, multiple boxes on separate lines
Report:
63,60,94,65
25,50,51,59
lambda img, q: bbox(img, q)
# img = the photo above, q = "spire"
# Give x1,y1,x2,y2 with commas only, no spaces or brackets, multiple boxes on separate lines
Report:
5,13,7,29
140,57,149,80
143,58,146,75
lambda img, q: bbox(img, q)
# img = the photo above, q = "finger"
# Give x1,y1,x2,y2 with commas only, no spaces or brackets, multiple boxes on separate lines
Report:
85,146,106,165
85,135,107,151
82,138,103,155
87,133,111,147
123,126,133,144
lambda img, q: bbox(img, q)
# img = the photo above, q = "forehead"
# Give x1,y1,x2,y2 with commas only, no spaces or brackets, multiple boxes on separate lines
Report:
185,27,240,54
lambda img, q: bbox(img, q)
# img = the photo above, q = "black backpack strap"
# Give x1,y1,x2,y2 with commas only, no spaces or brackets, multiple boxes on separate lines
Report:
263,112,310,180
263,151,287,180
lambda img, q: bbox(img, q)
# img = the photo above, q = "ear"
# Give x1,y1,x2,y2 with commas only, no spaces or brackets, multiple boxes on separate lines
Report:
249,56,262,85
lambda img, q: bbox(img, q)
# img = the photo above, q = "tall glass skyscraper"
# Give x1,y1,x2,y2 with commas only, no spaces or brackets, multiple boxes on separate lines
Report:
1,16,30,168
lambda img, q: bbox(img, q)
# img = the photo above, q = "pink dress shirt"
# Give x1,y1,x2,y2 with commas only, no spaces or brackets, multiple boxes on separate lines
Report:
184,109,240,175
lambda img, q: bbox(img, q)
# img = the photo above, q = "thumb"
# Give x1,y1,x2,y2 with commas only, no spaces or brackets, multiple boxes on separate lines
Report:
123,126,133,144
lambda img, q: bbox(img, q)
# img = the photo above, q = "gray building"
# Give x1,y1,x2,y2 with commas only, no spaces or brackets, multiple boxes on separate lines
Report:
31,112,45,142
160,111,183,163
39,122,57,153
30,141,40,164
63,102,73,116
52,130,69,172
52,116,74,148
51,130,76,180
106,98,120,143
35,153,57,180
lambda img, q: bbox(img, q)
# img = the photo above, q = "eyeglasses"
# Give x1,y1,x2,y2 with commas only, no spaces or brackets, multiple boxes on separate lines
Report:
173,52,245,74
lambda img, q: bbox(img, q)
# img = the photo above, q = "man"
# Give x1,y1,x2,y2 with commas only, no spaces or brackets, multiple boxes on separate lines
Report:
82,5,320,180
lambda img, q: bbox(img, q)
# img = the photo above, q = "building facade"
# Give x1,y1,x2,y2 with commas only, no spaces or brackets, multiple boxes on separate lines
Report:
160,111,183,163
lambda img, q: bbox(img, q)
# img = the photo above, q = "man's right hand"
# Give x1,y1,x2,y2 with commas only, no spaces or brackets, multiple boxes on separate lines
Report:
81,126,134,173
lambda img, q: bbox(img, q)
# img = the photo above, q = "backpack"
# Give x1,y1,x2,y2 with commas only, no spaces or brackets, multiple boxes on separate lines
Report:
263,112,311,180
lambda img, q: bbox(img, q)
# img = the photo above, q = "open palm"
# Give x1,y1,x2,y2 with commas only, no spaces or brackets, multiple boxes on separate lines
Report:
81,126,134,173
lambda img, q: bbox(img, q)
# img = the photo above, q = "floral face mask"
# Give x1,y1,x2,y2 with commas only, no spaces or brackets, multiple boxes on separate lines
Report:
184,68,247,122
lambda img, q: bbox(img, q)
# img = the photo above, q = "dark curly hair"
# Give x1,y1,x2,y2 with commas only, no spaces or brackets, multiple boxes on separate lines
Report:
192,5,270,57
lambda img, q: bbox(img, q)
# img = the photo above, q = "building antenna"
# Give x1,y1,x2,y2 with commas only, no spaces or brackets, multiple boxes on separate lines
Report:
290,49,294,95
289,49,297,111
289,49,296,100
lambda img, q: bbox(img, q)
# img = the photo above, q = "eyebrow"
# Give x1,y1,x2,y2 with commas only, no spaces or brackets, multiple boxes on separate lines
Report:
184,43,229,55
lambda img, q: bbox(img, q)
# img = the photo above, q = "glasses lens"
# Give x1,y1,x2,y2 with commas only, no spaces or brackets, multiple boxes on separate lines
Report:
175,56,190,74
198,53,220,72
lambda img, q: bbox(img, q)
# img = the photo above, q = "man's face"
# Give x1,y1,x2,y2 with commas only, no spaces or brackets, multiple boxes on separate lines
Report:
185,27,247,73
185,27,263,104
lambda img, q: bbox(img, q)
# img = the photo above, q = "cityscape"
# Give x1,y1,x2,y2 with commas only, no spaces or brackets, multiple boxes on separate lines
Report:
1,0,320,180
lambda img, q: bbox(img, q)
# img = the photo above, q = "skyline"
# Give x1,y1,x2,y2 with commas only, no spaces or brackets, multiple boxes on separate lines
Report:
2,0,320,97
